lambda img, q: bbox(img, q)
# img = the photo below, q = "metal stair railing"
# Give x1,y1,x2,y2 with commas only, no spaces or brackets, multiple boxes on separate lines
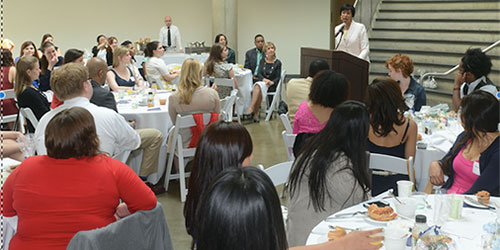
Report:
418,39,500,85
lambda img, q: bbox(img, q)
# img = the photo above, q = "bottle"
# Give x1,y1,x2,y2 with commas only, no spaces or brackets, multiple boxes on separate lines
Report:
147,91,154,108
411,215,428,247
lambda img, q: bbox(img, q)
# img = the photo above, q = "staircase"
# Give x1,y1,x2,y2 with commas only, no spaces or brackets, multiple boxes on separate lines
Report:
368,0,500,106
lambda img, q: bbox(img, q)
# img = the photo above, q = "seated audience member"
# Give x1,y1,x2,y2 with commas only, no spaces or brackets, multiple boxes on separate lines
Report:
34,63,163,182
286,59,330,123
15,41,39,63
0,131,25,161
203,43,239,98
244,34,265,82
39,42,63,91
105,36,118,66
87,57,117,111
92,34,107,60
106,46,144,91
1,49,18,116
168,58,220,147
334,4,369,61
38,33,63,58
144,41,180,89
184,121,253,239
3,107,156,250
214,34,236,64
287,101,372,247
14,56,50,132
196,167,383,250
429,91,499,195
62,49,85,65
121,40,145,82
51,49,86,108
386,53,426,111
293,70,349,134
365,78,417,196
452,48,498,111
246,41,282,122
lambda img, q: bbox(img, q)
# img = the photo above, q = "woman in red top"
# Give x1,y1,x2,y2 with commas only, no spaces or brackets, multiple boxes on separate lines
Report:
3,107,157,250
1,49,18,116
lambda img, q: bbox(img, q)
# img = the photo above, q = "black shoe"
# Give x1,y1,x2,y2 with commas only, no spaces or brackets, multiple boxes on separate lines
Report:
253,117,260,123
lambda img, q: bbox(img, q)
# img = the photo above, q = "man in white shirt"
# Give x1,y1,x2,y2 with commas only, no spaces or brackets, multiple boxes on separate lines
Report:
334,4,370,62
159,16,183,53
35,63,163,178
452,48,498,111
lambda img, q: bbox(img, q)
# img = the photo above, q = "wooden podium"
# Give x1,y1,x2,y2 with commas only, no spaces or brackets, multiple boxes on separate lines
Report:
300,47,369,102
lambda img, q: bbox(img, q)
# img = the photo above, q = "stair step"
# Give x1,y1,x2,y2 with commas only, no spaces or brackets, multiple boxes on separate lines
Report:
369,51,500,66
372,27,500,34
371,48,500,59
370,30,500,42
376,18,500,23
379,11,500,19
370,59,500,74
369,38,492,46
382,0,499,3
373,20,498,31
369,40,500,55
381,2,499,10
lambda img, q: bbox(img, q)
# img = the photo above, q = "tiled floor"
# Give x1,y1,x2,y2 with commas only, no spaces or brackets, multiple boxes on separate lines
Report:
157,117,288,249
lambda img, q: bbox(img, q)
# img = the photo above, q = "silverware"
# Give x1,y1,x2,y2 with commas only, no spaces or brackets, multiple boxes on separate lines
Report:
328,211,367,219
328,225,360,231
389,190,403,204
465,196,496,210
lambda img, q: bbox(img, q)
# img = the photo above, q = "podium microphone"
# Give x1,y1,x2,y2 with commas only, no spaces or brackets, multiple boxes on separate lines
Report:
335,23,346,37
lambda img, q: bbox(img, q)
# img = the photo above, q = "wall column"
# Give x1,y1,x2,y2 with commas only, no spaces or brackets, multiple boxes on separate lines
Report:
212,0,237,60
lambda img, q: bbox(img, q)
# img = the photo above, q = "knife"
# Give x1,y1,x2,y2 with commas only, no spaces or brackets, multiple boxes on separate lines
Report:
465,196,496,210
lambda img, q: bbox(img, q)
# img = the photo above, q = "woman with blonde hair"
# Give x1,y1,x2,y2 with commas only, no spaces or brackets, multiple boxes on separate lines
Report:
247,41,282,122
168,58,220,146
202,43,238,99
106,45,144,91
14,56,50,132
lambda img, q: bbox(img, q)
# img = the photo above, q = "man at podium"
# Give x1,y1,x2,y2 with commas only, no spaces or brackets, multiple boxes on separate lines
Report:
334,4,370,62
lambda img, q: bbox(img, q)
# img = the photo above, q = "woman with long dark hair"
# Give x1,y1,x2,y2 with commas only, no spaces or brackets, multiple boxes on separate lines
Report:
39,42,63,91
287,101,372,247
214,33,236,64
144,41,180,89
15,41,39,63
184,121,253,238
1,49,18,116
203,43,238,98
196,167,383,250
365,78,417,196
429,91,499,195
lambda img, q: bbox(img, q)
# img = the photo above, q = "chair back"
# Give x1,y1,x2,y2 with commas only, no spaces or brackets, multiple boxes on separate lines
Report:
1,89,19,125
67,202,173,250
281,130,296,161
20,107,39,128
280,113,293,134
368,153,415,183
164,113,219,202
263,161,293,187
214,78,236,88
219,89,238,122
264,69,286,121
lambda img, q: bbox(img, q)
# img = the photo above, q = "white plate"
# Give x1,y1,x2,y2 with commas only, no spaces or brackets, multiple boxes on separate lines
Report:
464,196,488,209
363,214,398,225
317,234,328,244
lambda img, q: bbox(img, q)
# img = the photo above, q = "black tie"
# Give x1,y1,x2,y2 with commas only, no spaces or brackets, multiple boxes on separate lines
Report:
167,27,172,47
462,84,469,96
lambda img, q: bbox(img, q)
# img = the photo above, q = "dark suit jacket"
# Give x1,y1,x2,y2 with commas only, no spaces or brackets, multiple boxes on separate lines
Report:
244,48,262,75
90,80,118,112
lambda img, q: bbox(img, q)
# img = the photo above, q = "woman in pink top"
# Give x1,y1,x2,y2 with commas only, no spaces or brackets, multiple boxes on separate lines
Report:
293,70,349,134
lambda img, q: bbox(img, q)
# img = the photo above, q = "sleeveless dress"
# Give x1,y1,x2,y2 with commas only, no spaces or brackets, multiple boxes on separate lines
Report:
110,68,136,87
367,120,410,196
0,67,18,115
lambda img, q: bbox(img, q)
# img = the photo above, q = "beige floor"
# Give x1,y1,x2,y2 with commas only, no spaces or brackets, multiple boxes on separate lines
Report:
157,117,288,249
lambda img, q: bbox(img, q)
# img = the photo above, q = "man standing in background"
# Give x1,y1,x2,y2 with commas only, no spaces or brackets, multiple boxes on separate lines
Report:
159,16,183,53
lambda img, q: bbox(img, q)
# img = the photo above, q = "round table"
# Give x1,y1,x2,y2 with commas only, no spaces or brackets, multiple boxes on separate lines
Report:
306,191,497,249
134,53,209,69
115,91,173,184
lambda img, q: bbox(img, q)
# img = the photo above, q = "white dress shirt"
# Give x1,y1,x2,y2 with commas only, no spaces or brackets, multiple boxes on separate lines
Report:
335,21,370,62
34,97,141,156
459,76,498,98
159,24,182,52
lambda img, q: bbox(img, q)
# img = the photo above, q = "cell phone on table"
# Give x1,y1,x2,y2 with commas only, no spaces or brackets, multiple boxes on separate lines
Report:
363,200,390,208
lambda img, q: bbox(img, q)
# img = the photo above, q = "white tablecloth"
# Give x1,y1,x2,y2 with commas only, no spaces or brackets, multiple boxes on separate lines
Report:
134,53,209,69
116,91,173,184
233,68,253,115
306,191,497,249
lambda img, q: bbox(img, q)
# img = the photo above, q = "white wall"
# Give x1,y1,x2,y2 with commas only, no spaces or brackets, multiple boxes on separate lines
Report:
6,0,330,75
237,0,330,74
5,0,213,58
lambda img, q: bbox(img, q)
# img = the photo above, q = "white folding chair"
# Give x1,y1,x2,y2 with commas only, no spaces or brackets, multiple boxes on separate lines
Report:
368,153,415,184
264,69,286,121
1,89,23,132
19,107,38,129
281,130,296,162
164,113,216,202
280,113,293,134
215,78,241,123
113,150,132,165
263,161,294,221
219,89,238,122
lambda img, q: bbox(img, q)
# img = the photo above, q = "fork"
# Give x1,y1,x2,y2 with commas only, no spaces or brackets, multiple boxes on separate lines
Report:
325,211,367,220
328,225,360,231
